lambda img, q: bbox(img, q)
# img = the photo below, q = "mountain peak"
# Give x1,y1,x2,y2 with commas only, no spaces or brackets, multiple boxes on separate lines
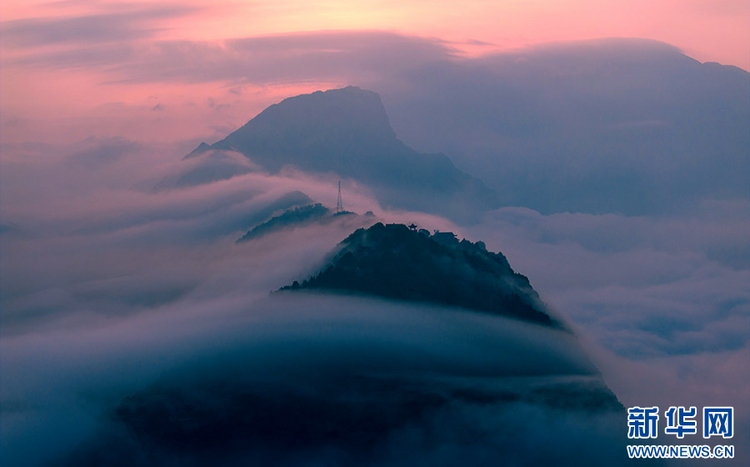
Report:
216,86,398,164
196,87,498,222
280,222,560,328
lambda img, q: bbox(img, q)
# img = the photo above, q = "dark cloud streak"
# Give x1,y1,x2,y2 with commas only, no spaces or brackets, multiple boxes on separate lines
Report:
65,136,143,168
6,30,458,85
0,4,198,47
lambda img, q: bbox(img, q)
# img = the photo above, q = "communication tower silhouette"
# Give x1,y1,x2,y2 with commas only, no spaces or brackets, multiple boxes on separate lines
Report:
336,181,344,213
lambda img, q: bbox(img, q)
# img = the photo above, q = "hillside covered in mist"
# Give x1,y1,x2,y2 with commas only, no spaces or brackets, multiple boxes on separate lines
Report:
184,86,498,222
280,222,558,327
381,38,750,215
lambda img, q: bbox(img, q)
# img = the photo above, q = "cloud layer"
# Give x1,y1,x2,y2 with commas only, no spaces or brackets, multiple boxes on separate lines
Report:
5,29,455,84
0,146,627,465
2,3,197,48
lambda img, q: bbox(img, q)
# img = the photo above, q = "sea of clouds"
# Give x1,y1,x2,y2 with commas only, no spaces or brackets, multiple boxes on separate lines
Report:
1,130,747,465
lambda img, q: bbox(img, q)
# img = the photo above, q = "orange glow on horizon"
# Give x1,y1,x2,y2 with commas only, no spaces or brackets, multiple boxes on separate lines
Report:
3,0,746,66
1,0,748,144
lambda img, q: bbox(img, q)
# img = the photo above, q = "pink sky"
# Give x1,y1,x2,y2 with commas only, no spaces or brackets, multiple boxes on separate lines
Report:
1,0,748,145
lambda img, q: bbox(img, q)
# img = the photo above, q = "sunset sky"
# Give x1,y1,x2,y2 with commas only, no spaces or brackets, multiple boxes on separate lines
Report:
2,3,749,464
1,0,748,146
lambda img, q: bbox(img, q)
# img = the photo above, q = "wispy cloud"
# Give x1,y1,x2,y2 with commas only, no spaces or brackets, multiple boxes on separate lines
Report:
1,3,198,47
6,30,458,85
468,204,750,359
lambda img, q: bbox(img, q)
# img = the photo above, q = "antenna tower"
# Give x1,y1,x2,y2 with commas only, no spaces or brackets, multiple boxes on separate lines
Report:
336,181,343,213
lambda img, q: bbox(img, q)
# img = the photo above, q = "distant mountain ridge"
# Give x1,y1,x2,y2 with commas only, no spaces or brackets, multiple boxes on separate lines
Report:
280,222,559,327
187,87,498,223
379,38,750,215
237,204,332,242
